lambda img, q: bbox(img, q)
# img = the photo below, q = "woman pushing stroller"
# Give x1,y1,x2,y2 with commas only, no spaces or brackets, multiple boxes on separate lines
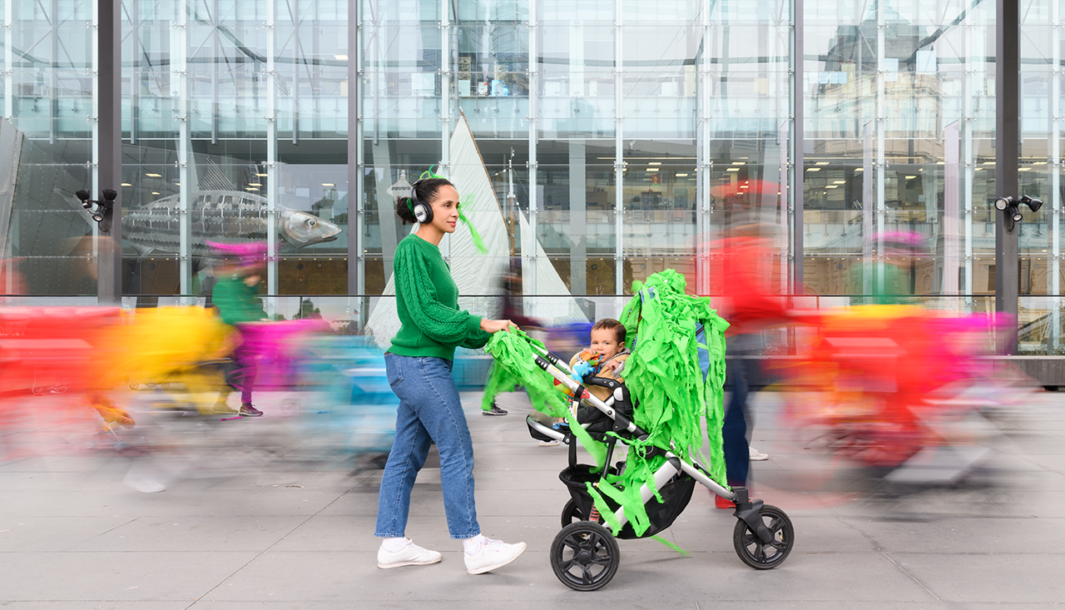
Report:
375,175,527,575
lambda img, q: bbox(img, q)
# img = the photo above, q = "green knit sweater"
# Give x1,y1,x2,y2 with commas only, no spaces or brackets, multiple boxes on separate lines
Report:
212,275,267,326
389,234,491,360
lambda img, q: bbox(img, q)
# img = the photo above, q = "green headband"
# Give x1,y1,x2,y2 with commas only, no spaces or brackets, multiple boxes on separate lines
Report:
414,167,487,255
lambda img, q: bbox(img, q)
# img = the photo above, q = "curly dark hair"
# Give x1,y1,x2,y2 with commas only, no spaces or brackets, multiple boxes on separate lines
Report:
592,318,626,345
396,177,455,225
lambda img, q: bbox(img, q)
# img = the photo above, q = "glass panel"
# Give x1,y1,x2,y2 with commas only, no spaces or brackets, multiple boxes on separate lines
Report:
0,0,96,295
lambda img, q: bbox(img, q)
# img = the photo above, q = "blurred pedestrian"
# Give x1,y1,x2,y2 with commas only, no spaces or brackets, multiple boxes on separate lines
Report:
704,225,787,507
210,249,268,417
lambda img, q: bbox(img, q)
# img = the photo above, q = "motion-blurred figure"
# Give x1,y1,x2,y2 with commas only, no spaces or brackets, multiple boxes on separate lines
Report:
208,242,269,417
703,225,788,507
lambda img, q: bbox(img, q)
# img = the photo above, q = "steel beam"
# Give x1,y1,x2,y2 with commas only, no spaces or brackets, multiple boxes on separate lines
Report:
995,0,1019,352
97,0,122,304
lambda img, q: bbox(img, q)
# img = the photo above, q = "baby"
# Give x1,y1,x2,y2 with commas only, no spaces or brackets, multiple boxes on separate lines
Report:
571,318,630,402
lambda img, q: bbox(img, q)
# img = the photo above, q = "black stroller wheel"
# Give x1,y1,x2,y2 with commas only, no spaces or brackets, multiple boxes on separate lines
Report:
550,521,620,591
561,498,584,527
732,504,794,570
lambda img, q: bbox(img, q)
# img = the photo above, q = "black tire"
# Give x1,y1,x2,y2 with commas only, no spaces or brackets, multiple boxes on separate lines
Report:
561,498,584,527
733,504,795,570
550,521,620,591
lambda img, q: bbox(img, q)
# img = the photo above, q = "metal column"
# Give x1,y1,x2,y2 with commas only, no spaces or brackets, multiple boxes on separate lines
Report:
527,0,538,306
995,0,1019,352
266,0,278,305
97,0,122,304
174,2,191,298
790,0,802,295
1051,0,1061,351
614,0,624,295
348,0,360,298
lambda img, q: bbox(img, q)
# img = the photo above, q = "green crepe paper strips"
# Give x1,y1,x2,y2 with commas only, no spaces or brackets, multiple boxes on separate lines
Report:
458,194,488,254
583,269,730,539
417,167,487,254
482,329,606,467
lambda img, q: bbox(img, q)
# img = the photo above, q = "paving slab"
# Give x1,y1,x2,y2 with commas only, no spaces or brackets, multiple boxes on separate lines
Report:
0,390,1062,609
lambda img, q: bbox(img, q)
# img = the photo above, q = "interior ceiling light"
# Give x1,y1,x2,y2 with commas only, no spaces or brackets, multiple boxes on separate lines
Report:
826,185,838,189
151,191,160,195
676,173,689,177
256,173,269,177
322,183,336,187
648,161,661,165
854,168,864,172
121,183,132,187
806,167,821,172
334,54,348,60
246,187,260,191
1019,167,1031,172
732,161,745,165
816,161,830,165
146,173,162,178
726,168,740,172
647,168,659,172
905,175,917,179
833,180,845,184
1034,161,1048,165
249,183,262,187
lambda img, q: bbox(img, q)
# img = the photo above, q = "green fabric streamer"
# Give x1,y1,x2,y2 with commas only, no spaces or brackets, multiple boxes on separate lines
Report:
482,328,605,466
416,166,487,255
458,194,488,254
592,269,729,538
481,270,729,547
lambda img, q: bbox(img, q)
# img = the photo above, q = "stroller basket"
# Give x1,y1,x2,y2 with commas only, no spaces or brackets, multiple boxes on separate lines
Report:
559,463,696,540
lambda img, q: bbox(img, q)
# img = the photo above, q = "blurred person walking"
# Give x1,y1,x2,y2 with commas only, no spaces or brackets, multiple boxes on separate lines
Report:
704,225,788,507
375,176,527,574
210,247,268,417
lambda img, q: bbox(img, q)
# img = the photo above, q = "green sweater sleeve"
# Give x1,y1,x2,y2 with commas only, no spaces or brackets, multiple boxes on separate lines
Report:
395,244,487,347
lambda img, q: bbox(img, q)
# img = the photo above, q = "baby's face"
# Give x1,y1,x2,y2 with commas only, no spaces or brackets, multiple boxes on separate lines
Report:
590,328,621,360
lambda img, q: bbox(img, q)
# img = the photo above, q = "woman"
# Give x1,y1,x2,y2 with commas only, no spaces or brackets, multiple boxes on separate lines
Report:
375,176,526,575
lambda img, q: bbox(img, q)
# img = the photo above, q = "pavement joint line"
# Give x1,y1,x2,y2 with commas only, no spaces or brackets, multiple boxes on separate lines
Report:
881,551,944,604
182,486,355,610
69,515,142,551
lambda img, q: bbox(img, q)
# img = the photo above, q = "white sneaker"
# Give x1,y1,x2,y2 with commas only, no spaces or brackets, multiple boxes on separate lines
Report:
749,446,769,461
464,537,527,574
377,539,442,569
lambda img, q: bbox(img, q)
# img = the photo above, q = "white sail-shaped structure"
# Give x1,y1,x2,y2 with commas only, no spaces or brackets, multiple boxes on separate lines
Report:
365,114,584,349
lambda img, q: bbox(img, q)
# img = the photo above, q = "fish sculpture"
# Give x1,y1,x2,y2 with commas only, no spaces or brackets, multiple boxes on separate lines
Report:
121,190,341,256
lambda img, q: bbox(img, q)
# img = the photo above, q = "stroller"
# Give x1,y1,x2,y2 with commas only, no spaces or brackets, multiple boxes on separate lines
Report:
498,273,795,591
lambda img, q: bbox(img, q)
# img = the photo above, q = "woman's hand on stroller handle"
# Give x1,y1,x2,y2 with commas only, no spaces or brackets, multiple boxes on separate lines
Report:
480,318,519,334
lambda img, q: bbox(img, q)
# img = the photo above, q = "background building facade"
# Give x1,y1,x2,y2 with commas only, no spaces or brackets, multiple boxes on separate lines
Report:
0,0,1062,351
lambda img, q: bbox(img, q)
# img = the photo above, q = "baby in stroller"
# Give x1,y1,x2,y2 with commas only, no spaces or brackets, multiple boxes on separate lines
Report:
538,319,631,447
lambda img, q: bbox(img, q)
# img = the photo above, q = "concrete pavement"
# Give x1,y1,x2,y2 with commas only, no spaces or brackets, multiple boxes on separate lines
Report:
1,389,1063,609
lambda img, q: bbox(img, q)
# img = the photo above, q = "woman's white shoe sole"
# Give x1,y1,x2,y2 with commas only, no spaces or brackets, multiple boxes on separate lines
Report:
466,542,527,574
377,556,442,569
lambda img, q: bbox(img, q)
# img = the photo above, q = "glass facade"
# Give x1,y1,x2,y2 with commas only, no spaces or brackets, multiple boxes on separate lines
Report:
1,0,1063,349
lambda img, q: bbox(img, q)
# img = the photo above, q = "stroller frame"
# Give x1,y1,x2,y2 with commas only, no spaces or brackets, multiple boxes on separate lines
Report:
524,343,795,590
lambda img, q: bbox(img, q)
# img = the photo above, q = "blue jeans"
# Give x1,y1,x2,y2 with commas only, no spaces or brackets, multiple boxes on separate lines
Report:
722,358,750,486
375,354,480,539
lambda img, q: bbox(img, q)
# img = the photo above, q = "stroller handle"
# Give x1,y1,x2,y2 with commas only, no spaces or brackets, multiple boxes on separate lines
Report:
533,355,641,437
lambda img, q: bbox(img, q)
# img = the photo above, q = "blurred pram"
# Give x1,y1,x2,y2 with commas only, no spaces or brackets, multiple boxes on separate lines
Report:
297,335,399,471
783,306,1015,491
